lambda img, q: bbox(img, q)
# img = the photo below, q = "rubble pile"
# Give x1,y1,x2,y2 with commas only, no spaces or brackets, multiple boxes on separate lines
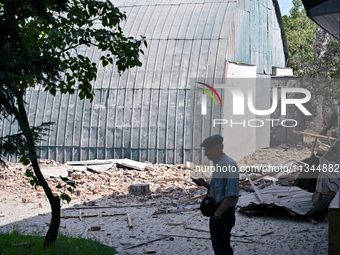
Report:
0,160,204,205
241,144,312,167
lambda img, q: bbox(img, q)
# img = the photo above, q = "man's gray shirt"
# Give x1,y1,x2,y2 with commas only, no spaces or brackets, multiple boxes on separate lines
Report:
208,154,239,207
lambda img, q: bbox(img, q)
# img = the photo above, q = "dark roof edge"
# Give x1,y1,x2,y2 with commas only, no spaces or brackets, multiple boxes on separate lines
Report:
301,0,329,15
272,0,290,68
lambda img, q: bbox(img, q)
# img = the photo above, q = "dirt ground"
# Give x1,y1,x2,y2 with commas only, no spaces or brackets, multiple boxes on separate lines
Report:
0,140,331,255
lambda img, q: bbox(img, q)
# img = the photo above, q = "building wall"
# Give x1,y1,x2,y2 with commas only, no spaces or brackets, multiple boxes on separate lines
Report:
1,0,287,164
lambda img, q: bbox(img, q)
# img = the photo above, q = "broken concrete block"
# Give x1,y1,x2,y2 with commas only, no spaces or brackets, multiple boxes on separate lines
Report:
186,161,195,169
104,171,113,177
109,178,115,186
71,172,83,180
129,183,150,196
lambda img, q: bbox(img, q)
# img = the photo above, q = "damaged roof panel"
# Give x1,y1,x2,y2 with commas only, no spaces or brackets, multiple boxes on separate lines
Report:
238,185,314,215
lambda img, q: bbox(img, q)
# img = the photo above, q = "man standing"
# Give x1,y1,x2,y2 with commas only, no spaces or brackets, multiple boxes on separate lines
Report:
193,134,239,255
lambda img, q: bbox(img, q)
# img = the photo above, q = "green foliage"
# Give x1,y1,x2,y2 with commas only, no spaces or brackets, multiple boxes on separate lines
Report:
282,0,318,76
0,231,117,254
57,176,76,203
283,0,339,78
283,0,339,130
25,169,42,189
0,0,146,102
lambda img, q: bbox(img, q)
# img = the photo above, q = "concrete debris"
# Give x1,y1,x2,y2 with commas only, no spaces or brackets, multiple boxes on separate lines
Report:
0,159,199,206
67,158,147,171
129,184,150,196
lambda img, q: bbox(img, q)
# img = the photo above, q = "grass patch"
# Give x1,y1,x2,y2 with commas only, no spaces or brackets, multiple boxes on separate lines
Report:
0,231,117,255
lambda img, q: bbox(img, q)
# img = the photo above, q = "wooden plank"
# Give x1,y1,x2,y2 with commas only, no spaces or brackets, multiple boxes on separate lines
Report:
180,194,206,203
124,236,170,250
60,213,125,218
158,234,254,243
67,159,119,165
245,172,265,203
158,234,210,240
293,130,336,141
184,225,209,232
150,177,194,185
310,123,322,157
152,205,200,215
261,231,274,236
167,222,187,226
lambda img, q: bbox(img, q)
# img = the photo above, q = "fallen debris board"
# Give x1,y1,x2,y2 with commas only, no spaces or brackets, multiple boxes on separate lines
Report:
261,231,274,236
116,158,147,171
86,164,115,173
293,130,336,141
153,205,200,215
167,222,187,226
181,194,206,203
230,239,254,243
184,226,209,232
41,167,68,178
151,178,193,185
238,185,314,215
67,158,147,171
67,159,119,166
124,236,170,250
158,234,253,243
61,213,125,218
64,204,157,210
158,234,210,240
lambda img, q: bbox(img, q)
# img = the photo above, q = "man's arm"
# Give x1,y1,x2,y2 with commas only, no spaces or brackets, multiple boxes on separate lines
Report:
214,196,236,218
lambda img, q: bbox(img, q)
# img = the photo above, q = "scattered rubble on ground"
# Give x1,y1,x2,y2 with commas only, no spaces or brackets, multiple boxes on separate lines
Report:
0,158,206,208
0,139,335,254
0,139,337,218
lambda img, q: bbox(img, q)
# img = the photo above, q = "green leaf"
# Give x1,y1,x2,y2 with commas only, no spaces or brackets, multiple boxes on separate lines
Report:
60,194,71,203
67,181,76,188
20,156,30,165
56,184,62,189
26,169,34,177
60,176,69,182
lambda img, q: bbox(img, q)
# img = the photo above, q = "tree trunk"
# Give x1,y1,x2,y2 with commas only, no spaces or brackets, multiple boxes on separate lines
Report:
43,196,60,248
17,94,60,248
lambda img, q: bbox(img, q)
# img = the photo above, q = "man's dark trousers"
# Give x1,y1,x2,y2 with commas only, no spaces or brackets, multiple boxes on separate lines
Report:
209,207,235,255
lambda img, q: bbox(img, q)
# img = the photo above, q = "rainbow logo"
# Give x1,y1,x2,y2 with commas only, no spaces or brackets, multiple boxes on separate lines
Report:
197,82,222,115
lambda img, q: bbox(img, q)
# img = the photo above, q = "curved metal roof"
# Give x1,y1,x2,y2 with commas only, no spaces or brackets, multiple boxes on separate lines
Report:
2,0,287,164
